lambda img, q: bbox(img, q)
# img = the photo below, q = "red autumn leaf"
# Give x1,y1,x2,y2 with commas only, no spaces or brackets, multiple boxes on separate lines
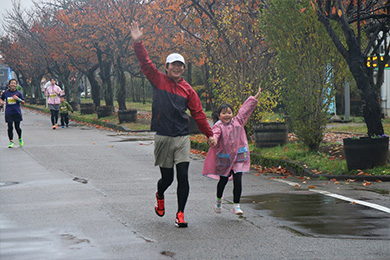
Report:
308,185,317,189
301,8,306,13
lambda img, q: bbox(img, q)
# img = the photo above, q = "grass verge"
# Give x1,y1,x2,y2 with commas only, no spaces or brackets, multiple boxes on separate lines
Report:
191,136,390,177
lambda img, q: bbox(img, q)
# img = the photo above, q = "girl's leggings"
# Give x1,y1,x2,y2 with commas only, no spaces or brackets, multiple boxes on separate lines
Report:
50,110,59,125
8,121,22,141
157,162,189,213
217,171,243,203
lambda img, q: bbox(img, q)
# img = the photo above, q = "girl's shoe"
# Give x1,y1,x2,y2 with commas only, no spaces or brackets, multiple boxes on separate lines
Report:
214,199,222,213
233,204,243,215
8,142,14,148
19,138,24,147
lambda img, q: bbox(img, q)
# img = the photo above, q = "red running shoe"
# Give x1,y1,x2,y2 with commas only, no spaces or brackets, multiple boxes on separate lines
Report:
155,192,165,217
175,211,188,228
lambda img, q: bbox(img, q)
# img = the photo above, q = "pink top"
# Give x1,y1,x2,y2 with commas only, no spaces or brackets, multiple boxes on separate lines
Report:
46,85,62,105
202,96,258,180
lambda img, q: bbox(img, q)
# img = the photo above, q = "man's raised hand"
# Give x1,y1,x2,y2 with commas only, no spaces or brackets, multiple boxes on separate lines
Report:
130,21,143,43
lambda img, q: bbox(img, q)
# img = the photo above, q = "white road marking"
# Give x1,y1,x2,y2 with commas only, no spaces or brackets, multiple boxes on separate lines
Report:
272,179,390,214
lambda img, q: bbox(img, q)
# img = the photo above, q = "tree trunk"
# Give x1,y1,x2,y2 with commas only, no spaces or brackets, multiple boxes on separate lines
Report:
86,69,100,107
142,75,145,105
116,58,127,111
187,62,192,85
97,48,114,107
348,54,384,136
202,64,213,111
130,74,136,102
317,13,384,137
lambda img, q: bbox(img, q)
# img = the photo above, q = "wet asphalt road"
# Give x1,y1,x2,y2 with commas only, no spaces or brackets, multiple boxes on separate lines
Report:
0,108,389,260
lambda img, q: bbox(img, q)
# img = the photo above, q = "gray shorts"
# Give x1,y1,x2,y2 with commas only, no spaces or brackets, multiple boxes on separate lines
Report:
154,134,190,168
49,104,60,111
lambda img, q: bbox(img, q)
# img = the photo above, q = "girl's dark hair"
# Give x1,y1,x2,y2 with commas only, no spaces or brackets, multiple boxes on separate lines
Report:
8,78,17,84
212,103,234,123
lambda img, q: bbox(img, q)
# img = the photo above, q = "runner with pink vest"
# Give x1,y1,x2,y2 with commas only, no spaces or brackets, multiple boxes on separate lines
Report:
45,78,63,129
202,86,262,215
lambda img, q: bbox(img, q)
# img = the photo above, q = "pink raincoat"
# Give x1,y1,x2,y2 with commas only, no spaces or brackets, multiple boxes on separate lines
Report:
202,96,258,180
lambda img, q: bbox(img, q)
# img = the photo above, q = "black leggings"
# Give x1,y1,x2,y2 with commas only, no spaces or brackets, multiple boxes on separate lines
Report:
50,110,59,125
157,162,189,213
7,121,22,141
217,171,242,204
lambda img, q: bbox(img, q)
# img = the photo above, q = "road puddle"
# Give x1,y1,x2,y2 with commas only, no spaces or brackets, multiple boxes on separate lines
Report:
241,192,390,239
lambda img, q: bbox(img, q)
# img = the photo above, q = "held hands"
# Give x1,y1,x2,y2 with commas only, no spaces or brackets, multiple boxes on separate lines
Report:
130,21,143,43
207,136,217,147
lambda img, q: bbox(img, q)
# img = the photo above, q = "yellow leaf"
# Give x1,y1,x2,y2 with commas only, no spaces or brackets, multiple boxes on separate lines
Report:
338,9,342,17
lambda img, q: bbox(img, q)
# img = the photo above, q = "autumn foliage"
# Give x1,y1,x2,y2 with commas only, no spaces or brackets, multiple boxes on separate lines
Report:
0,0,278,128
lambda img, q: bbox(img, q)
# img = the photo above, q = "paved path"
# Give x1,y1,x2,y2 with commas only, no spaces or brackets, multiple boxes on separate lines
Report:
0,109,389,260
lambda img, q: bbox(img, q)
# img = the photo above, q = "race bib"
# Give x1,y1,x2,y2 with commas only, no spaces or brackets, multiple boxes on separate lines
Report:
7,97,16,104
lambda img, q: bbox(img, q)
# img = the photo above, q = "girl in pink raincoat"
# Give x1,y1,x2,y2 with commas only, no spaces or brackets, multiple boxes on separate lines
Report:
202,86,262,215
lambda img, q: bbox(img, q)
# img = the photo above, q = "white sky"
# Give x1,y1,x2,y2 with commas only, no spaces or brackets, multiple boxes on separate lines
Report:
0,0,35,31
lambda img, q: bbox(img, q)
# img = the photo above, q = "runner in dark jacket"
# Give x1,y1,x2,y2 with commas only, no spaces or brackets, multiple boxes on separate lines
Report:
0,79,25,148
130,21,216,228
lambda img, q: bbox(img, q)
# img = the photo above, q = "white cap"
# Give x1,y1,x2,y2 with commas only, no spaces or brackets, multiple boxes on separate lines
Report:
166,53,185,65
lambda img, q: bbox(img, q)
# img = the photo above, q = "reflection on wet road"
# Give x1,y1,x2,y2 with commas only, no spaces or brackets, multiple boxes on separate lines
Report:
0,214,102,260
241,192,390,239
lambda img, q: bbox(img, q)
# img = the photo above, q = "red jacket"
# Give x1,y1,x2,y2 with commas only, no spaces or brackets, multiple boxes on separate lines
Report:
133,42,213,138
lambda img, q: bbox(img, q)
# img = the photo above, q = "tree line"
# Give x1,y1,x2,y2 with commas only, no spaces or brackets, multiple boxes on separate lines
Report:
0,0,387,151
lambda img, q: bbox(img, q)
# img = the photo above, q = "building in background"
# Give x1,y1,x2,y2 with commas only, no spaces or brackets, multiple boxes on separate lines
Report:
0,62,14,85
380,69,390,118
